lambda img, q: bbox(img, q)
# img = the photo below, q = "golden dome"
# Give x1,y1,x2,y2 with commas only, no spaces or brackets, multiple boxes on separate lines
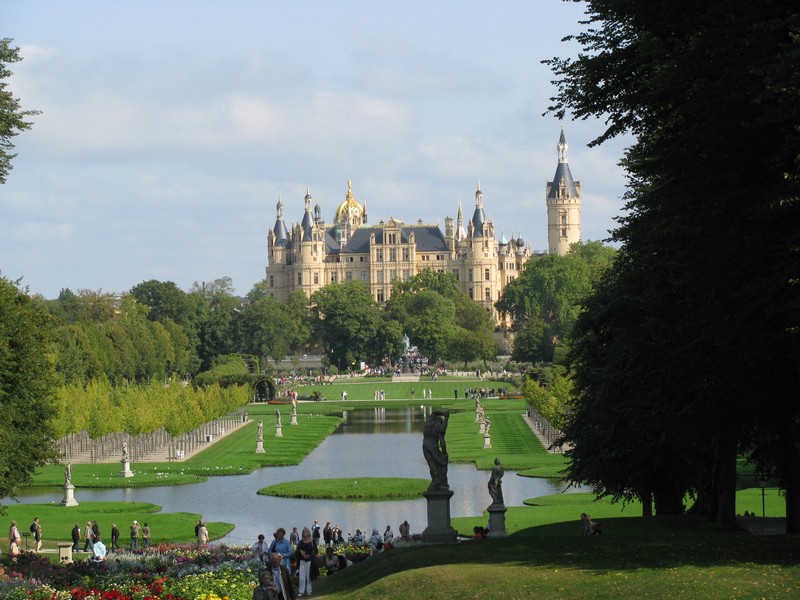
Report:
334,179,364,224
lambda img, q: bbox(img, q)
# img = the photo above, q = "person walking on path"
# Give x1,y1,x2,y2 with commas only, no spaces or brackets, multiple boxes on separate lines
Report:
83,521,93,552
31,517,42,552
71,523,81,552
129,520,140,551
111,523,120,551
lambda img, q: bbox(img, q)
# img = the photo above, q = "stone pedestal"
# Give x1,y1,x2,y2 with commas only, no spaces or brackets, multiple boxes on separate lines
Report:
483,434,492,449
61,483,79,507
422,488,458,543
119,459,133,478
291,413,298,425
486,505,508,538
57,542,74,563
478,420,486,434
275,425,283,438
255,441,265,454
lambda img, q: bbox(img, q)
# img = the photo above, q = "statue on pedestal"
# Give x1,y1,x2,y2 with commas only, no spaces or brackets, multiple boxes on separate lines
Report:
257,420,264,442
64,462,72,486
422,410,450,491
488,458,504,507
121,441,129,462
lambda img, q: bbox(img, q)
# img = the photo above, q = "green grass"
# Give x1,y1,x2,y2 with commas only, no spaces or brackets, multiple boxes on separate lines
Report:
313,513,800,599
291,377,505,402
27,410,342,488
0,501,232,555
257,477,429,500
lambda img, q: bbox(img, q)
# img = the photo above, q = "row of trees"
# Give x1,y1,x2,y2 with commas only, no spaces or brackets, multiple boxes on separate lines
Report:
546,0,800,530
42,270,500,381
53,378,250,439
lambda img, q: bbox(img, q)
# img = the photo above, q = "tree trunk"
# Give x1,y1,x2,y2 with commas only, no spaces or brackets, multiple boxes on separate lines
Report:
715,439,737,527
640,491,653,517
785,443,800,534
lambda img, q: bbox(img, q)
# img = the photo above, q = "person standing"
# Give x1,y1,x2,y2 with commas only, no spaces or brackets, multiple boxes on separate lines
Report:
311,520,321,545
83,521,93,552
399,520,411,542
268,527,293,571
322,522,332,547
253,533,269,563
71,523,81,552
289,527,300,545
253,570,280,600
31,517,42,552
111,523,120,551
8,521,21,559
91,520,100,543
296,527,317,597
197,521,208,546
383,525,394,545
269,551,295,600
141,522,151,548
130,520,140,551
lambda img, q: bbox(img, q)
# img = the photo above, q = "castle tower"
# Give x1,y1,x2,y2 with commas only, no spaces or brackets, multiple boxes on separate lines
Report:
546,127,582,255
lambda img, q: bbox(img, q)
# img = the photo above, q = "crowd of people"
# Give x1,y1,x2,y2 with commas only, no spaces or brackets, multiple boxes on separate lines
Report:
249,519,414,598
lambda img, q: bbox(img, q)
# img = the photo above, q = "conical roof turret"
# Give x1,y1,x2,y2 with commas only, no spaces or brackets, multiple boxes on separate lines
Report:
272,196,289,246
548,127,579,199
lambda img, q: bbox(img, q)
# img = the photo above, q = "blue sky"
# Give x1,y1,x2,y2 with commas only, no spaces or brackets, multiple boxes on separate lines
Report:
3,0,632,298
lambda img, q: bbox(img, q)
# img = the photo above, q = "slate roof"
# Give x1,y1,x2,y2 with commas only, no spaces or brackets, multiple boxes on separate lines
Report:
329,224,450,254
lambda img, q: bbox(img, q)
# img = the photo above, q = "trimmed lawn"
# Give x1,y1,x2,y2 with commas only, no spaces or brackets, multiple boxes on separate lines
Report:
0,501,232,555
258,477,429,500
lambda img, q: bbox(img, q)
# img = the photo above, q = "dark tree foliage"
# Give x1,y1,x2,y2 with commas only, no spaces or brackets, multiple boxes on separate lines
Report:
0,39,39,184
0,277,59,510
548,1,800,528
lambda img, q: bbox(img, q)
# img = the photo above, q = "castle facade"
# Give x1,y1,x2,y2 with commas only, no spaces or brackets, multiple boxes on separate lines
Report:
265,130,581,324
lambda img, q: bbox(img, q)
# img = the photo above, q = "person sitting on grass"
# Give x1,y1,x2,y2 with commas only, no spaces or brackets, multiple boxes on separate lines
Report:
92,536,107,562
586,514,601,535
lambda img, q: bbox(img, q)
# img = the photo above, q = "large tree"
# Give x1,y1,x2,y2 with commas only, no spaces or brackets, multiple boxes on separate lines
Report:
547,1,800,527
310,281,383,370
0,39,39,184
0,277,59,510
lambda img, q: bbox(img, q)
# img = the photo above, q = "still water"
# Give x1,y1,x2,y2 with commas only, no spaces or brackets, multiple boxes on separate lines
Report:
14,408,570,544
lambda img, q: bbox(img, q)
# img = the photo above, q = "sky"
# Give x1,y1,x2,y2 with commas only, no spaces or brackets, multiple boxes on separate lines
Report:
3,0,632,299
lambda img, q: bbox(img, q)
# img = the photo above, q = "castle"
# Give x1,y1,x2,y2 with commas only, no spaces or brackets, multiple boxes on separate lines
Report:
265,130,581,324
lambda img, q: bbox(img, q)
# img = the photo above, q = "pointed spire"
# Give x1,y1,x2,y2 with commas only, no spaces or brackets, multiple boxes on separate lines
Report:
558,126,568,164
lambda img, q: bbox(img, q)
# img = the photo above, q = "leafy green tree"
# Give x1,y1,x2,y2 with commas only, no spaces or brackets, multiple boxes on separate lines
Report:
0,276,59,509
452,293,496,366
0,39,39,184
511,317,553,364
392,268,460,298
310,281,382,370
546,0,800,527
237,296,292,365
190,277,238,369
400,290,457,363
281,291,312,355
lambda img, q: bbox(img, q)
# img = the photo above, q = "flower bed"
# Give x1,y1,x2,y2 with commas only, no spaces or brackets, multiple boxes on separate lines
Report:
0,541,393,599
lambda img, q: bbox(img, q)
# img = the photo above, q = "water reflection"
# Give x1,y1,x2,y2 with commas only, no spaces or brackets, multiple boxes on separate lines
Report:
11,408,570,544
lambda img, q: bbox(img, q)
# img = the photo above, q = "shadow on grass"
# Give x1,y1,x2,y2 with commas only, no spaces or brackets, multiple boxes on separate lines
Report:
315,515,800,597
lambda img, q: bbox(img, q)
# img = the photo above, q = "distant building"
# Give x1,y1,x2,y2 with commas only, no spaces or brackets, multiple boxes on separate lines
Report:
265,130,581,323
546,127,582,255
